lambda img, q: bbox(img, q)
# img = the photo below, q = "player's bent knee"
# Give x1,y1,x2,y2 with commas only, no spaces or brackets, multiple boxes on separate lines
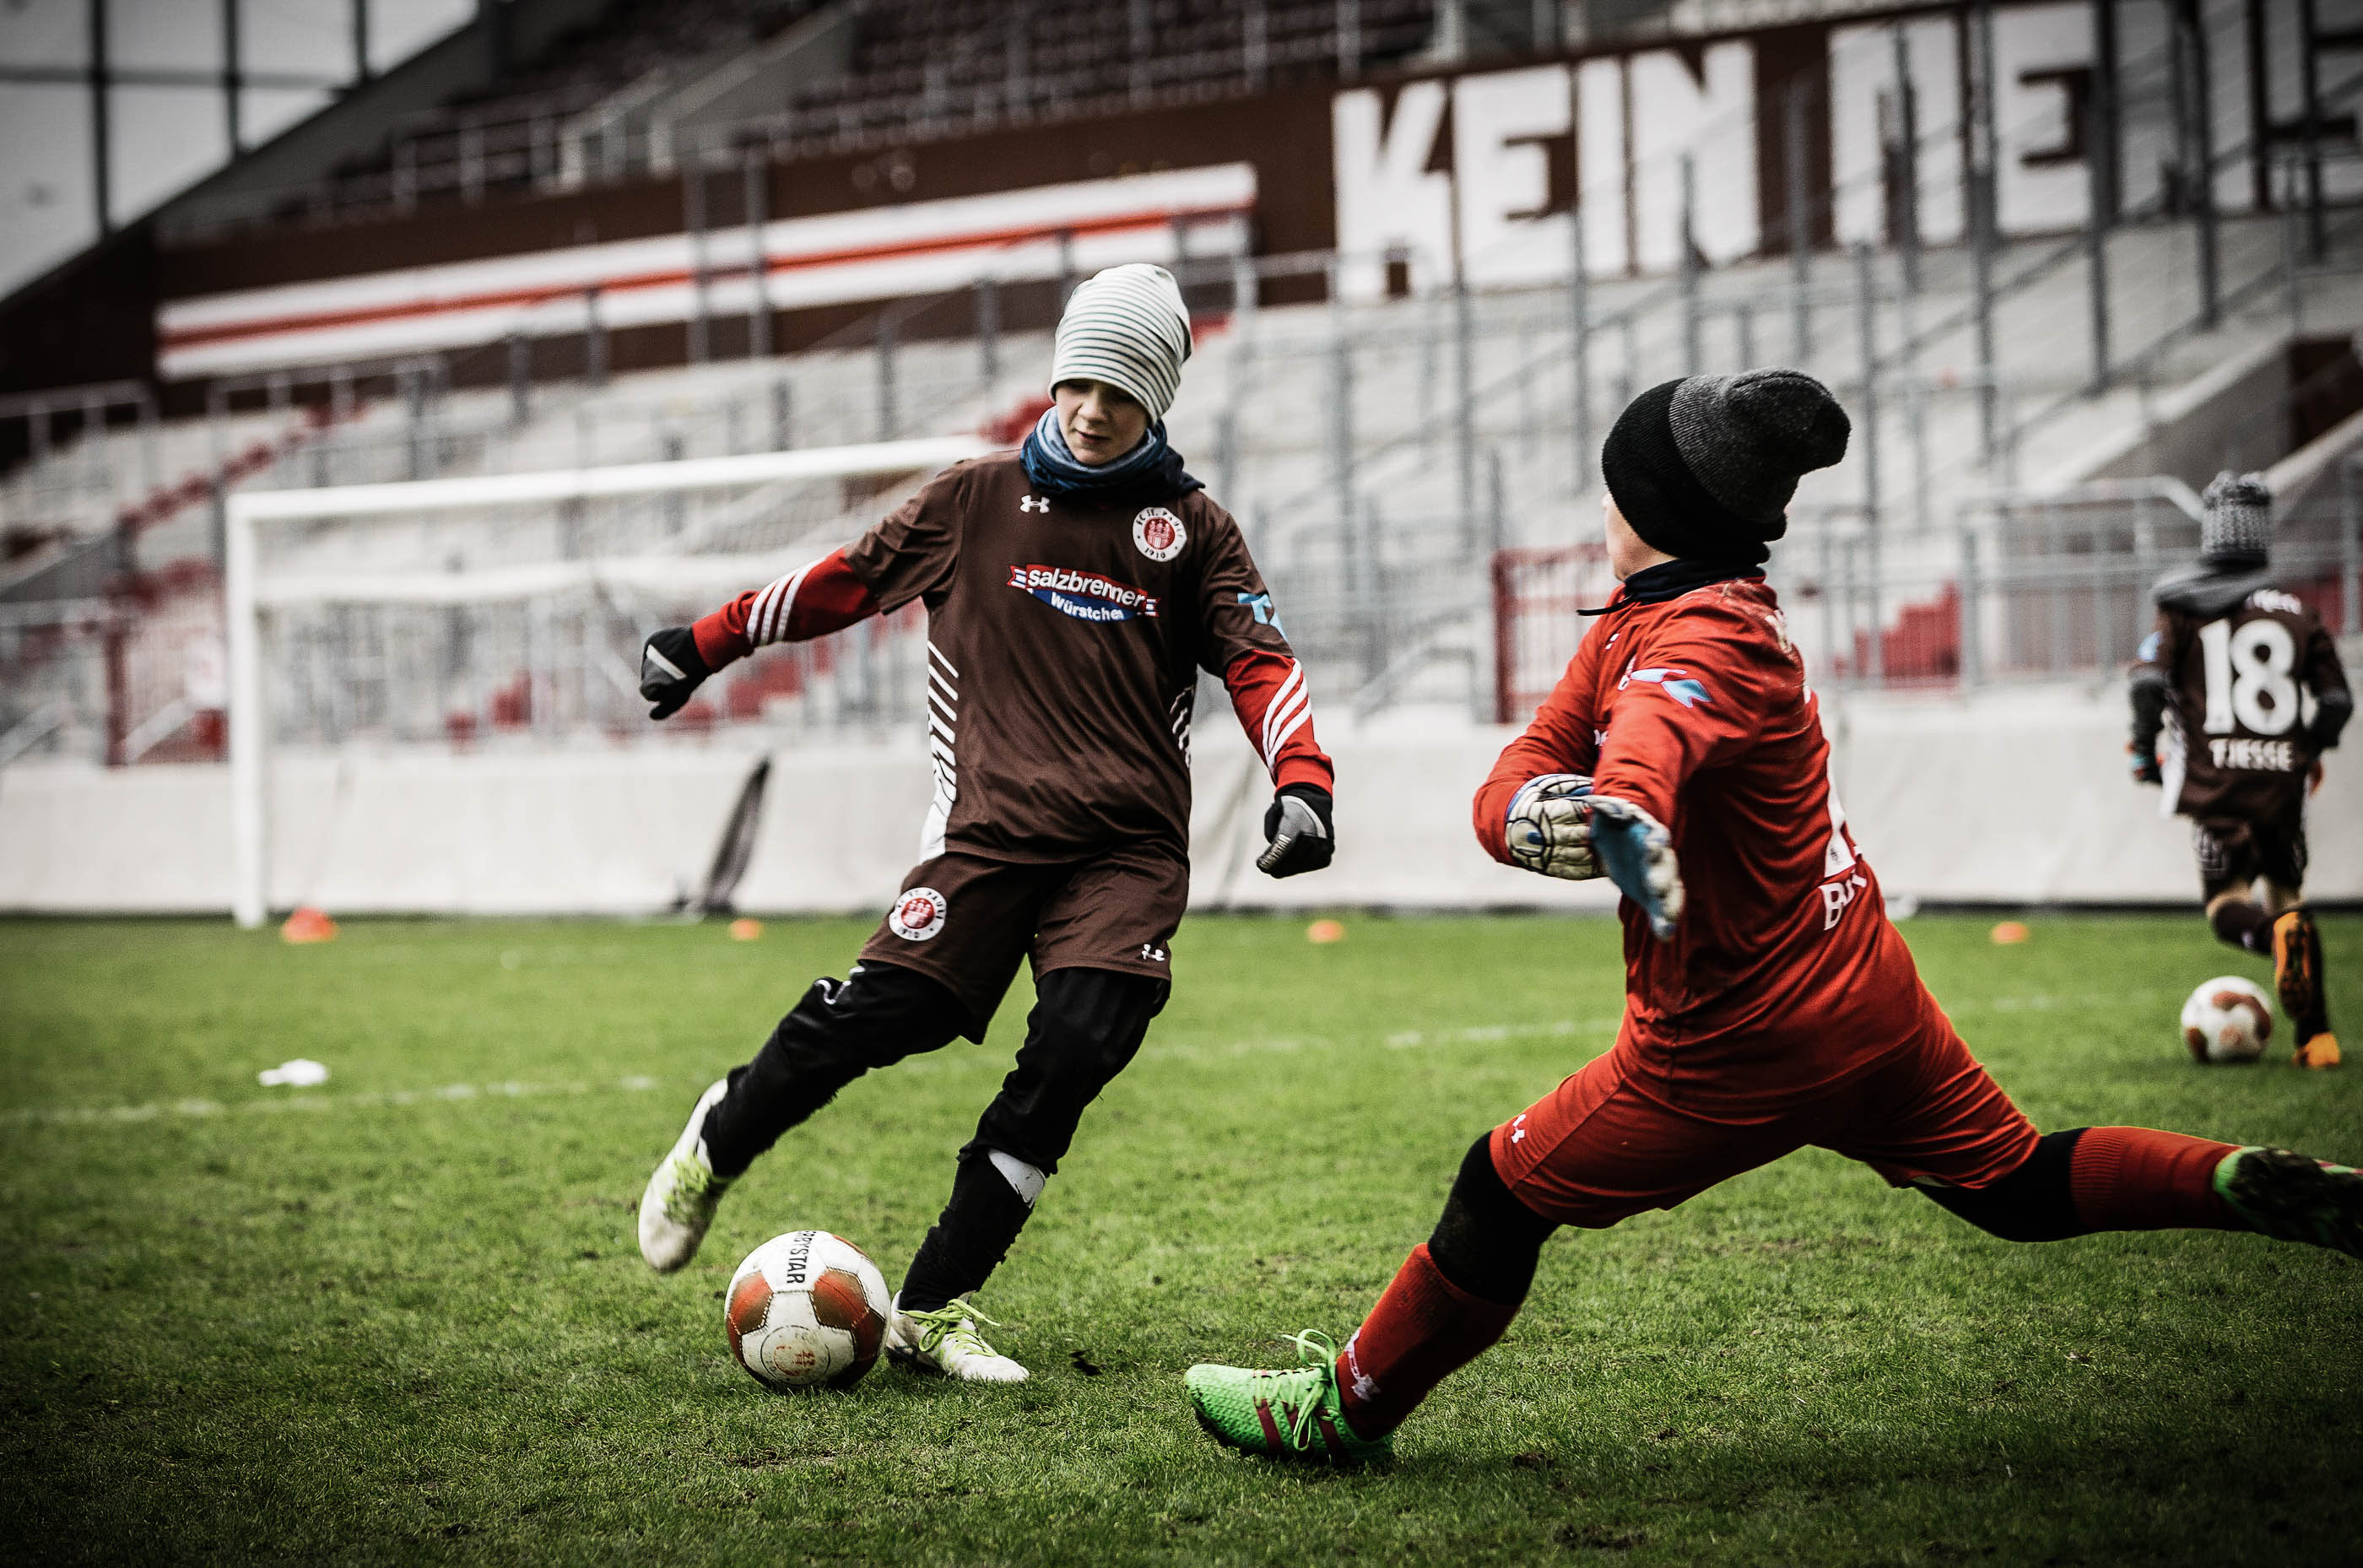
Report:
1428,1134,1560,1306
769,962,968,1070
962,969,1170,1174
1917,1128,2089,1243
1030,966,1169,1085
2205,895,2270,953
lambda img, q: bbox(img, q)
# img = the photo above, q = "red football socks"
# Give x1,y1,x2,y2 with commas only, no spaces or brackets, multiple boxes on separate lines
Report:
1333,1244,1522,1440
2069,1127,2239,1231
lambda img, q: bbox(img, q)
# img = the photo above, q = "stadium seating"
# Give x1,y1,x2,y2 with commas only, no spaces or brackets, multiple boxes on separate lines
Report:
9,198,2361,770
268,0,1439,230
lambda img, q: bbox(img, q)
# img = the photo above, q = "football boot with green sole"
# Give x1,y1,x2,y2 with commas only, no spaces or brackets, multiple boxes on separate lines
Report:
1183,1331,1392,1463
2215,1146,2363,1258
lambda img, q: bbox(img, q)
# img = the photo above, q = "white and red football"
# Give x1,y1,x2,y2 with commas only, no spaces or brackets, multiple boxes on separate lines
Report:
725,1230,890,1392
2180,976,2274,1064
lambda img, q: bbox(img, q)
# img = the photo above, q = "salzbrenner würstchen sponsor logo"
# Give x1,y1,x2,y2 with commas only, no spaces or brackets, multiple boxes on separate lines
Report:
1008,563,1160,623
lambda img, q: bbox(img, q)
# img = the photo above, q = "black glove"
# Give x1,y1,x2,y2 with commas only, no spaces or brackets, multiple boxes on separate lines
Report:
1257,783,1334,878
2128,673,2168,785
2312,688,2353,754
639,626,711,721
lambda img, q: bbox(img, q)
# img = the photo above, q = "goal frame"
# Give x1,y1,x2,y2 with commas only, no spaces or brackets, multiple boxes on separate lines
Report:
224,435,989,927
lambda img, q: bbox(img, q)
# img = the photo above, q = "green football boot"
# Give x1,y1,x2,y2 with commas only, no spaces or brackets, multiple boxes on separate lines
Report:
1183,1330,1392,1463
2215,1146,2363,1258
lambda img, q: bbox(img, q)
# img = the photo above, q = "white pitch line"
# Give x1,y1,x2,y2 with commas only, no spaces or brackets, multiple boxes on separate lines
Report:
1953,987,2176,1014
3,1074,666,1130
3,989,2156,1129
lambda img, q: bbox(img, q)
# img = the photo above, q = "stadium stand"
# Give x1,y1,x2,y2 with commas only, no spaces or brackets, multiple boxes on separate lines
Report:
155,0,1441,240
2,0,2359,888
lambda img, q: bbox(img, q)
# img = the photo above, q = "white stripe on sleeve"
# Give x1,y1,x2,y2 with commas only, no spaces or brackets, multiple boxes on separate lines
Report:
1259,663,1306,763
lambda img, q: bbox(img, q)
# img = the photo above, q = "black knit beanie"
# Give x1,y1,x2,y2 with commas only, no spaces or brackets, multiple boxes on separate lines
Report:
1600,370,1851,565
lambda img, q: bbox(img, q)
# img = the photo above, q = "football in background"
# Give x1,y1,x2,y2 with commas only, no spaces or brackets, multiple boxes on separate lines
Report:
2180,976,2274,1063
725,1230,891,1391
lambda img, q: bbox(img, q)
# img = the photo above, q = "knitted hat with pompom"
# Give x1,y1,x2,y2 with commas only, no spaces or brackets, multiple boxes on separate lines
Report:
2199,471,2272,566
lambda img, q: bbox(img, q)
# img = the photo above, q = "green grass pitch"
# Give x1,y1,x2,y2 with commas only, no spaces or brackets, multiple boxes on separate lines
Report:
3,911,2360,1565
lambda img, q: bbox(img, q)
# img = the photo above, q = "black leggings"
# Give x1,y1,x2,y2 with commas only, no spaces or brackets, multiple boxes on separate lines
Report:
1428,1136,1560,1305
700,960,1166,1179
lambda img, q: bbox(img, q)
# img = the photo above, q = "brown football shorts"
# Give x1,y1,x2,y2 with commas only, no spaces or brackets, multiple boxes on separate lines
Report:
856,842,1187,1033
2193,800,2308,900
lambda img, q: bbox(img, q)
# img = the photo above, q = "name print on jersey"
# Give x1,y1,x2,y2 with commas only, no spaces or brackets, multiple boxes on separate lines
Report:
1133,506,1187,562
2209,737,2304,772
1009,564,1162,624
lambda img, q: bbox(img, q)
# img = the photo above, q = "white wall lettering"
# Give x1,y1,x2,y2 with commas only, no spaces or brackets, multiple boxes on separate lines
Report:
1454,64,1574,289
1627,41,1759,269
1576,55,1630,276
1333,80,1454,301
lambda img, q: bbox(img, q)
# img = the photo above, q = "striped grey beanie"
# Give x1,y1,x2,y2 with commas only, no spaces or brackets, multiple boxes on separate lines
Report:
1049,263,1193,419
2200,470,2272,566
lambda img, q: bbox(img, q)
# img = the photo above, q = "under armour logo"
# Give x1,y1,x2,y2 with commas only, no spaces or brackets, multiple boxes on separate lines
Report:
1140,943,1168,963
1510,1112,1528,1145
1019,495,1049,513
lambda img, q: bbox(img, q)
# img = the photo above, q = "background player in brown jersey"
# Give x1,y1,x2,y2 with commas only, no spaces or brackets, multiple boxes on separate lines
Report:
629,265,1338,1381
2130,473,2352,1068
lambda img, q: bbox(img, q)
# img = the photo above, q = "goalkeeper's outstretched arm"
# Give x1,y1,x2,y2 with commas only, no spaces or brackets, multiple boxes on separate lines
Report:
1473,597,1782,938
639,549,881,720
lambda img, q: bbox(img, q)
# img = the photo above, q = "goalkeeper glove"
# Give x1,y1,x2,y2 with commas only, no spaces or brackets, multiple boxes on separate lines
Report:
1257,784,1334,878
1505,774,1598,879
639,627,711,721
1506,775,1684,940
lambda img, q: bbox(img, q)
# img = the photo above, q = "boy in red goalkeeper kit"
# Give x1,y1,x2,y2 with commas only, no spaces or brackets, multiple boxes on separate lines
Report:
1183,370,2362,1461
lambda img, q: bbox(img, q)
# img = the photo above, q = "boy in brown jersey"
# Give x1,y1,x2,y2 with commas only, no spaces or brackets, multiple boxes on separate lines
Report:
630,265,1337,1380
2130,473,2351,1068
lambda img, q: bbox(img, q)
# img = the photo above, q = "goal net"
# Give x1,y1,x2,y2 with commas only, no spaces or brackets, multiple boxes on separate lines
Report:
224,435,987,927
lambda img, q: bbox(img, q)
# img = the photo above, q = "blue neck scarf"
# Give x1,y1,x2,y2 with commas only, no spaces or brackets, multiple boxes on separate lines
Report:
1019,408,1201,501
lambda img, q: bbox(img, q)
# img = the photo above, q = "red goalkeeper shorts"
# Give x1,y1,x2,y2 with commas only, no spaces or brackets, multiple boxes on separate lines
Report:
1490,1007,2040,1227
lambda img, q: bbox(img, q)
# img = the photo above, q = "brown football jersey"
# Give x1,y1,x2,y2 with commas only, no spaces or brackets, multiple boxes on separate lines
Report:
2133,581,2348,821
842,454,1297,862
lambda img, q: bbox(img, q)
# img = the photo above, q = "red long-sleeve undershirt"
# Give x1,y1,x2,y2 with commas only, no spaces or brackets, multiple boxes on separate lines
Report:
690,549,880,667
1223,647,1332,793
689,552,1331,793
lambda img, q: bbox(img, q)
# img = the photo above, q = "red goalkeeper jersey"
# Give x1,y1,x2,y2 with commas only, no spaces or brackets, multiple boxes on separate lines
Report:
1474,575,1937,1113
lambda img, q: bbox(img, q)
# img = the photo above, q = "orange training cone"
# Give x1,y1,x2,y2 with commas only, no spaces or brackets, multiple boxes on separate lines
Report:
281,906,338,944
